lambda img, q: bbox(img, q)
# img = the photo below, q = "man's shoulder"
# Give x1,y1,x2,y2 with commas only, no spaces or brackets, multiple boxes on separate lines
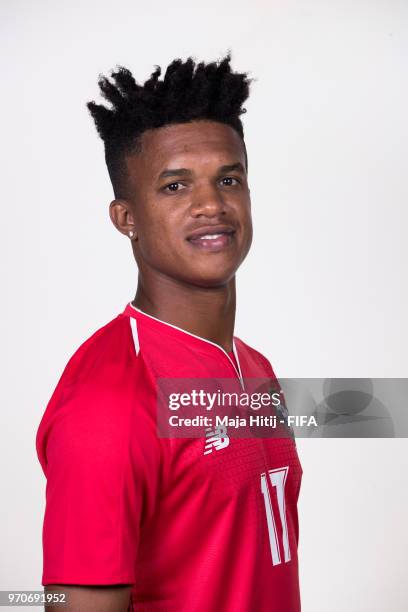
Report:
36,310,149,472
59,311,137,387
38,310,140,430
234,336,277,378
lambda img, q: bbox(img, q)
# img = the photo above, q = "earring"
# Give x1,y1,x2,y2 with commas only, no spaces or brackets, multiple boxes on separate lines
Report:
128,231,134,239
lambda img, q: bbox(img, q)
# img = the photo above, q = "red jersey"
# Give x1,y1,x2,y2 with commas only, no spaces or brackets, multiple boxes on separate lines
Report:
36,303,302,611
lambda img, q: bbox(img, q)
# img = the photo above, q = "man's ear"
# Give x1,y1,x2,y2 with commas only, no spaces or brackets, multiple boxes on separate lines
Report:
109,199,137,240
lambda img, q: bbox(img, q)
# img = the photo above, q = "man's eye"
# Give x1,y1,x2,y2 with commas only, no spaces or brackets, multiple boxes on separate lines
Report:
165,182,184,192
221,176,239,186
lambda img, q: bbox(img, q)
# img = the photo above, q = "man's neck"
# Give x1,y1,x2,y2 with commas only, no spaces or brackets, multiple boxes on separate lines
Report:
132,274,236,353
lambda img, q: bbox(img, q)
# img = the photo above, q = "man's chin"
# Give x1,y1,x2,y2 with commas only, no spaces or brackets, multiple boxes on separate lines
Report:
174,255,246,288
182,268,238,289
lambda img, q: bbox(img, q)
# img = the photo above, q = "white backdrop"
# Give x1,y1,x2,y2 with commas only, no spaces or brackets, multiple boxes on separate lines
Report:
1,1,407,610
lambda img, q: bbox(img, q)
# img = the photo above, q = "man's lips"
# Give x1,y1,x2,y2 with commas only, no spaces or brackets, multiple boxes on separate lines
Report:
186,224,236,241
186,225,236,251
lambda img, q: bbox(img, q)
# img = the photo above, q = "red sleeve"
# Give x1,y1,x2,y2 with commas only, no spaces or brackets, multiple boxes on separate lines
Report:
37,372,160,585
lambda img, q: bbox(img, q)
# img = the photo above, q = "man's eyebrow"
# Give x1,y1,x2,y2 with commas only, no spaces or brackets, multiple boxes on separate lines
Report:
218,162,246,174
157,162,246,181
158,168,192,180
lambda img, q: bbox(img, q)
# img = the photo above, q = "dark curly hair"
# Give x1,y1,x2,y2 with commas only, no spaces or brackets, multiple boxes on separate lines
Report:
87,53,251,198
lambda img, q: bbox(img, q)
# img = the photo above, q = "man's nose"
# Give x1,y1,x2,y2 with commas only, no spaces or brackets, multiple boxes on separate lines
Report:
189,182,227,217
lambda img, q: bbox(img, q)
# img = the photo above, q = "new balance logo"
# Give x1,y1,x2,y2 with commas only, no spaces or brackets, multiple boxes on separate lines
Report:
203,425,230,455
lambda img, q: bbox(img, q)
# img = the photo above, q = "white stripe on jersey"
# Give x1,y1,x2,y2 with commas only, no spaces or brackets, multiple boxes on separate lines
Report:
130,317,140,356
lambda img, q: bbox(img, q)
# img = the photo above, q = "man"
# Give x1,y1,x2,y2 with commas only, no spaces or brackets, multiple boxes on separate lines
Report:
36,55,303,611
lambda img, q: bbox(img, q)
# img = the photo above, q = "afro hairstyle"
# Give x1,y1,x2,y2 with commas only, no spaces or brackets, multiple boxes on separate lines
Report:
87,53,251,197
